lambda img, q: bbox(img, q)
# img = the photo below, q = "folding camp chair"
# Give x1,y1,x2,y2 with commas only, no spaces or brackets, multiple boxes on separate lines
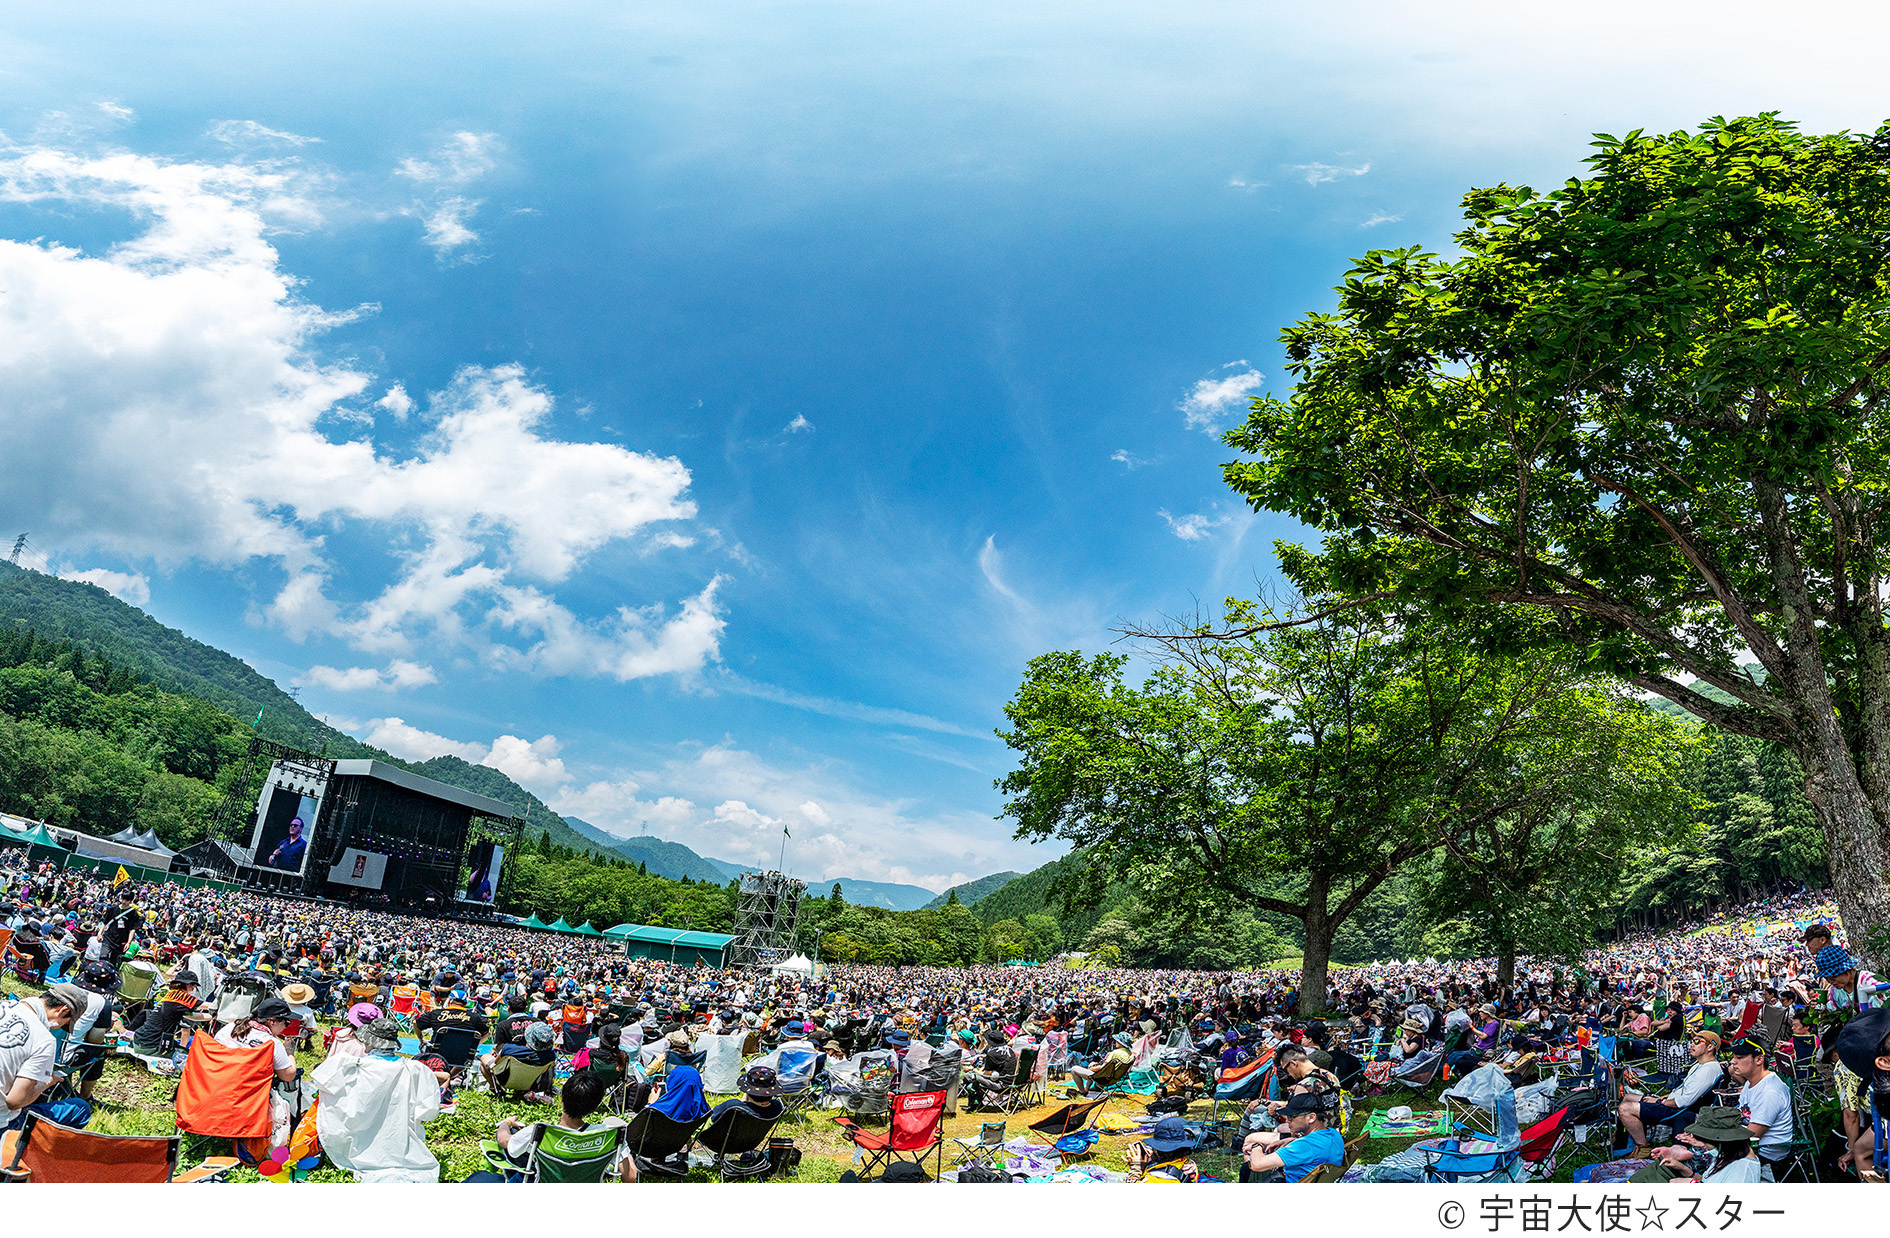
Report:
834,1088,946,1180
1754,1006,1788,1049
1028,1095,1109,1139
694,1106,785,1181
1301,1162,1344,1182
484,1053,556,1099
388,984,419,1030
665,1048,707,1075
0,1111,239,1183
775,1046,823,1121
990,1046,1040,1116
480,1120,627,1182
173,1033,275,1159
1393,1047,1446,1091
1418,1141,1522,1183
1515,1104,1576,1180
621,1106,705,1181
951,1120,1007,1171
426,1026,485,1085
1773,1079,1821,1183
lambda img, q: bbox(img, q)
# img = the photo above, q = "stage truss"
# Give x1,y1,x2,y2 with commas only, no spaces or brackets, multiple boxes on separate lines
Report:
728,870,806,971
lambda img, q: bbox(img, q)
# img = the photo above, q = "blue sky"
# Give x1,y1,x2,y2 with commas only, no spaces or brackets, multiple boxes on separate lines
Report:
2,2,1884,890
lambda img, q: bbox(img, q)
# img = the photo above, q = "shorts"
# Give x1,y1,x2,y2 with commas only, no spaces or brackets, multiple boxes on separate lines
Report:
1635,1099,1693,1131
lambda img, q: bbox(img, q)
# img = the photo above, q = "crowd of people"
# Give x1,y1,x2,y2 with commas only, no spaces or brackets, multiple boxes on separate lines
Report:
2,845,1886,1184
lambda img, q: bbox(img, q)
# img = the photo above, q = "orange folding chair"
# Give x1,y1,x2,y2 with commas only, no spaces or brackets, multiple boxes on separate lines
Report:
834,1088,947,1179
175,1032,276,1159
1,1111,237,1183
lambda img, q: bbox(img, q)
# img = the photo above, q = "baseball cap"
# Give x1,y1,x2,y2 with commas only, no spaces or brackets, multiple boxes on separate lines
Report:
1281,1091,1331,1118
44,982,90,1016
250,997,293,1022
1729,1036,1767,1058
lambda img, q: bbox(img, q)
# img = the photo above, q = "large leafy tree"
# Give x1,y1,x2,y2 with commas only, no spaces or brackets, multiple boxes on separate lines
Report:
997,606,1654,1011
1224,116,1890,956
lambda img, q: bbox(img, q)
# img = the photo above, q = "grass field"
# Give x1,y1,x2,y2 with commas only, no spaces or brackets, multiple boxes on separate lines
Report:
3,972,1611,1183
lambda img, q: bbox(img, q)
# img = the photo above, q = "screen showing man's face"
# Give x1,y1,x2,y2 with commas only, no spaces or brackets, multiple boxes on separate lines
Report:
256,789,319,873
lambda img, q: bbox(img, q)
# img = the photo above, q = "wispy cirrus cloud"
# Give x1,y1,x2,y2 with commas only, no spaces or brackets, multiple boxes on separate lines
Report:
1292,161,1371,186
396,131,500,258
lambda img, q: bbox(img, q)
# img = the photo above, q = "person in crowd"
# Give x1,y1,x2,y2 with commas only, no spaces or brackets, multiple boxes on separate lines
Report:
708,1065,783,1123
488,1071,638,1181
310,1017,443,1182
217,996,301,1084
0,984,84,1131
645,1062,710,1124
1067,1030,1134,1094
1618,1030,1724,1156
1727,1035,1794,1179
130,969,202,1058
1242,1091,1345,1182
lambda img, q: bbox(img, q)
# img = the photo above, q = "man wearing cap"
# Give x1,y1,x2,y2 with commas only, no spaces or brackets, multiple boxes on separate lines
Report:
1727,1036,1794,1178
1066,1030,1133,1094
1618,1029,1725,1157
0,984,84,1131
131,969,202,1057
218,996,300,1083
1243,1091,1344,1182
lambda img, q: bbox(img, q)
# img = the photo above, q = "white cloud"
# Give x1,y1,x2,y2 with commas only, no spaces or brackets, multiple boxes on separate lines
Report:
978,535,1024,606
207,120,318,147
397,134,499,257
1227,177,1263,192
357,716,487,762
1291,161,1372,186
783,414,814,433
420,196,481,255
397,132,499,185
59,567,150,605
376,384,414,418
298,660,437,692
1361,211,1404,227
1110,449,1154,470
481,733,569,797
0,145,720,683
95,103,135,123
1158,509,1231,541
1178,367,1264,433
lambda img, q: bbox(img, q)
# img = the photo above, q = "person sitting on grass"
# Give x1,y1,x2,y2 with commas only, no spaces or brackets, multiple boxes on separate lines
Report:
486,1070,638,1182
1242,1091,1345,1182
1618,1030,1724,1157
311,1017,444,1183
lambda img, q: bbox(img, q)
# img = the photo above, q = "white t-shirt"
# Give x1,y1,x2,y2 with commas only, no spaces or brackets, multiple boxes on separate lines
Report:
0,1000,59,1127
1670,1060,1724,1109
1704,1154,1764,1183
1737,1072,1792,1156
217,1025,295,1075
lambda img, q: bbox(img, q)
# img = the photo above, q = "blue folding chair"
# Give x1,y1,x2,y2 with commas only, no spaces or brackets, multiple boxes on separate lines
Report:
1419,1141,1522,1183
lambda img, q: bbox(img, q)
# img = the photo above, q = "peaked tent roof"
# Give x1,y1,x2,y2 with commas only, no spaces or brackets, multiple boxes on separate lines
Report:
575,921,603,936
132,830,176,858
108,824,142,843
547,917,577,933
520,914,549,929
17,823,67,848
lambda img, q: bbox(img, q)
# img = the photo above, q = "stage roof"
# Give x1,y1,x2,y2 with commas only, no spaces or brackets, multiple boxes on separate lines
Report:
327,760,516,818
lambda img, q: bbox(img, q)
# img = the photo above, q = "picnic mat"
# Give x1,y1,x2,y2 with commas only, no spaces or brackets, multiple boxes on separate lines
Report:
1361,1109,1452,1137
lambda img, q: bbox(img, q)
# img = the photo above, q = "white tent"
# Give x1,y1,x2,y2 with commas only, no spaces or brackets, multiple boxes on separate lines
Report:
771,953,814,974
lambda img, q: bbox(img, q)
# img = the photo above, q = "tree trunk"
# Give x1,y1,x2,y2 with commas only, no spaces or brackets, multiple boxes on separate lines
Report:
1796,740,1890,969
1496,943,1517,995
1300,902,1333,1017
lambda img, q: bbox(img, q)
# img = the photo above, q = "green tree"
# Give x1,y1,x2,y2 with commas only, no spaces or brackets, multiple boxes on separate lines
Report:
999,606,1633,1011
1223,115,1890,957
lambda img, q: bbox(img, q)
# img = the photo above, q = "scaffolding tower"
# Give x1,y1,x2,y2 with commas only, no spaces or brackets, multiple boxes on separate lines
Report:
728,870,806,971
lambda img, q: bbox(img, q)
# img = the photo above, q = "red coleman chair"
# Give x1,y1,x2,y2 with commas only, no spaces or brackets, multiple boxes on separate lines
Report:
834,1088,947,1180
1516,1104,1577,1180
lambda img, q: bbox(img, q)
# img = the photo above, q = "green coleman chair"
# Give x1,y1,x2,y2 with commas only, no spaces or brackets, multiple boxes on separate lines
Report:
479,1122,628,1183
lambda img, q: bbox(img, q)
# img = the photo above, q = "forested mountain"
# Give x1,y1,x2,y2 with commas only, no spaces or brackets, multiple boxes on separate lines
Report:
561,817,733,883
921,870,1022,910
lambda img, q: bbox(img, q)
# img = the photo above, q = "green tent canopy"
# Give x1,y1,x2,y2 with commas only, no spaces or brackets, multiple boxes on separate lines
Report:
547,917,577,933
575,921,603,936
520,914,549,929
17,823,67,849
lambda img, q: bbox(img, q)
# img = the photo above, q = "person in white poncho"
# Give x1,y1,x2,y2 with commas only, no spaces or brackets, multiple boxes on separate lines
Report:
311,1017,442,1183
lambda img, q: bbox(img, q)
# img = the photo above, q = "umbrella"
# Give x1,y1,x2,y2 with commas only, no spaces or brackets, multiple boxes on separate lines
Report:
1833,1007,1890,1082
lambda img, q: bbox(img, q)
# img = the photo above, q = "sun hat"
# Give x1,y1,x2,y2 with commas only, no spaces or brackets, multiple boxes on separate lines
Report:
361,1018,403,1053
1691,1029,1722,1048
1816,944,1859,978
1683,1106,1751,1144
279,983,315,1006
739,1065,778,1097
1144,1115,1196,1154
884,1029,911,1048
524,1022,556,1049
347,1002,382,1027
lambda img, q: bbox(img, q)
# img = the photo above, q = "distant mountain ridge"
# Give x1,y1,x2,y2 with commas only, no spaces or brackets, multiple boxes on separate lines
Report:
0,563,621,863
923,871,1023,909
559,816,939,908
